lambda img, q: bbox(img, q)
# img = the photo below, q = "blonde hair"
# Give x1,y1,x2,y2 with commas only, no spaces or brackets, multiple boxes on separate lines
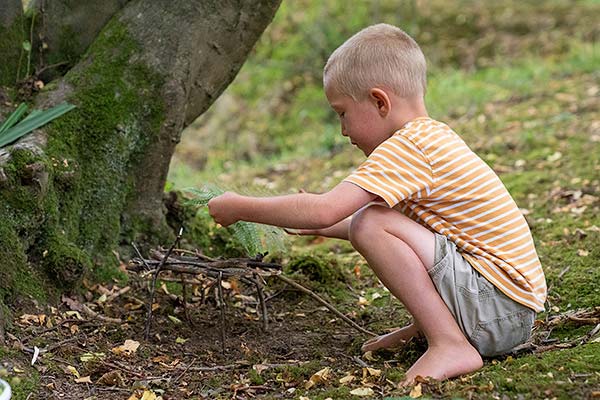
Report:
323,23,427,100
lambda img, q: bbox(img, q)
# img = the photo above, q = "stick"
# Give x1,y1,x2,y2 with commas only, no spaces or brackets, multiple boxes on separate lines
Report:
132,242,152,271
253,273,268,331
217,271,226,354
144,227,184,340
180,273,192,325
81,304,121,324
276,275,376,337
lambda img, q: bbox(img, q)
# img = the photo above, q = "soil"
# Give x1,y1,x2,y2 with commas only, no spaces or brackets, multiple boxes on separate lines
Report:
1,269,411,400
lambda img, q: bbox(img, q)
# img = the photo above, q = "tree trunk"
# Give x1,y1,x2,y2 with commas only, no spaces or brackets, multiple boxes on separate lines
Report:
0,0,281,309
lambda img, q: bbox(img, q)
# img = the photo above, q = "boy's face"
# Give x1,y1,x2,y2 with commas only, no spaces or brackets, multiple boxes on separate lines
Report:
325,86,392,156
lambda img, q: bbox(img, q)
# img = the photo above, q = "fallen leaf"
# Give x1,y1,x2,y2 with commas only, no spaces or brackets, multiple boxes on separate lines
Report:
168,315,182,324
75,376,92,384
112,339,140,356
80,352,106,362
363,351,377,361
141,390,157,400
97,370,124,386
409,383,422,398
366,367,381,377
175,337,188,344
577,249,589,257
305,367,331,389
350,387,374,396
66,365,80,378
339,374,355,384
253,364,269,375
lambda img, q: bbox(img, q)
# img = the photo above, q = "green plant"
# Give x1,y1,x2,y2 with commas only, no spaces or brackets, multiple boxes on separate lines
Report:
0,102,76,149
184,185,286,257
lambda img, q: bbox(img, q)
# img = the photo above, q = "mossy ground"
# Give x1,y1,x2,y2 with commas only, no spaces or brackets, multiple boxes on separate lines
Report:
165,1,599,398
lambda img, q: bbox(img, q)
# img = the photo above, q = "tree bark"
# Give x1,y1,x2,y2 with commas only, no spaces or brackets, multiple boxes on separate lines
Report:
0,0,25,85
32,0,131,80
0,0,281,307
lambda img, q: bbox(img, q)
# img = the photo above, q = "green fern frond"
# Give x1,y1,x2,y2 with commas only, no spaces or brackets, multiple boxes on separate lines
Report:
184,184,287,257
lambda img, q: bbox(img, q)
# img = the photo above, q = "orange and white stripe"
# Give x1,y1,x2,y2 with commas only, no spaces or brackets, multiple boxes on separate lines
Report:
344,117,547,311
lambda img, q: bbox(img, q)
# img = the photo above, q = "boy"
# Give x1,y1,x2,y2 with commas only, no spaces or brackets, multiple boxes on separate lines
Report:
207,23,546,383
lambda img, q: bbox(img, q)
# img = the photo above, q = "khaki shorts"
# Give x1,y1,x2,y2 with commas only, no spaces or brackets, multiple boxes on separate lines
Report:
429,233,536,356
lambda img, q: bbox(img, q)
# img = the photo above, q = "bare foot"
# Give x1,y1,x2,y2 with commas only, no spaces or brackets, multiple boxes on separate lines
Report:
401,341,483,385
361,323,420,353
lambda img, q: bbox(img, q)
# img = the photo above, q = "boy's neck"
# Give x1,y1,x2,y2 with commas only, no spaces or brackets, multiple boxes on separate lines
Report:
392,96,429,129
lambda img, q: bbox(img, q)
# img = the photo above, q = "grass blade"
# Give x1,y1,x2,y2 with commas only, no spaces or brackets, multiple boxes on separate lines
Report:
0,103,28,134
0,102,75,149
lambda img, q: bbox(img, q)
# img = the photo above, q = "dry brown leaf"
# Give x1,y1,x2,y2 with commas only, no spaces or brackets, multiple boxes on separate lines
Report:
97,370,124,386
66,365,80,378
363,351,377,361
75,376,92,384
339,373,355,384
409,383,422,398
350,387,374,396
140,390,157,400
305,367,331,389
111,339,140,356
253,364,269,375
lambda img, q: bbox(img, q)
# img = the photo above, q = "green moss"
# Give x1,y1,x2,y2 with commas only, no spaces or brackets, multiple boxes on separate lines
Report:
40,229,91,288
0,18,168,306
468,344,600,399
44,18,166,272
287,253,345,286
7,369,39,400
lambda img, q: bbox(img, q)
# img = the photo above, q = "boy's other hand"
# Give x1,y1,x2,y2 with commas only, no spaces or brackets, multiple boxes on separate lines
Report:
207,192,240,227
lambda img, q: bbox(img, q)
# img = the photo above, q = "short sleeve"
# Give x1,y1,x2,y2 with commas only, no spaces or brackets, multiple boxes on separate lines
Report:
343,135,433,207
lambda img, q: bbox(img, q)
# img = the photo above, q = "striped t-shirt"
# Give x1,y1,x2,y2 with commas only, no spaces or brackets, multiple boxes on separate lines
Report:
344,117,546,312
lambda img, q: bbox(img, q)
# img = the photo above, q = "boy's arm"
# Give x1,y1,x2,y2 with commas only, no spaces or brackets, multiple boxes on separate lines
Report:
286,217,352,240
208,181,377,229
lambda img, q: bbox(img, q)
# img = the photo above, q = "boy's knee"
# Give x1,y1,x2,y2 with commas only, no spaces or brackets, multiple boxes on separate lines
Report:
349,204,388,247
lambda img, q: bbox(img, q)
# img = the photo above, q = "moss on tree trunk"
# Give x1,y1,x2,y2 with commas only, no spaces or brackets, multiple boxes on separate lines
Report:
0,0,281,328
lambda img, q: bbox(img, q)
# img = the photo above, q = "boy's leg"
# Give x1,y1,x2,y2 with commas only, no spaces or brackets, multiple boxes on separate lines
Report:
349,204,482,383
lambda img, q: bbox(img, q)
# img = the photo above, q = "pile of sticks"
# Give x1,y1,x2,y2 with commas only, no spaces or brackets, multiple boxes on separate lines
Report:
128,229,375,352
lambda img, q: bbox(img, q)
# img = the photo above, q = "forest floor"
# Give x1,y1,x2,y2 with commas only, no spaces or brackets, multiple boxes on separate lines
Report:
2,1,600,399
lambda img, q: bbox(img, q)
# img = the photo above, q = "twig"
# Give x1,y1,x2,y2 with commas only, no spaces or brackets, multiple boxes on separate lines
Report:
173,248,218,262
276,275,376,337
186,363,241,372
253,273,268,331
132,242,152,271
180,273,192,325
174,357,197,383
107,286,131,302
81,304,121,324
217,271,226,354
100,360,145,378
144,227,184,340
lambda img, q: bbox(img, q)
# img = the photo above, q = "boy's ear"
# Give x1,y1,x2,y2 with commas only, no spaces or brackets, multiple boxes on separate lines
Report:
369,88,391,117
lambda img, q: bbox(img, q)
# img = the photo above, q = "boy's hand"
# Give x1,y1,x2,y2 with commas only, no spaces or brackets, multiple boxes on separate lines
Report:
207,192,240,227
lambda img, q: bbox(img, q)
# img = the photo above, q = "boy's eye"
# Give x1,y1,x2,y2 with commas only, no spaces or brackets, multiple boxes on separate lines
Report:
339,112,345,118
